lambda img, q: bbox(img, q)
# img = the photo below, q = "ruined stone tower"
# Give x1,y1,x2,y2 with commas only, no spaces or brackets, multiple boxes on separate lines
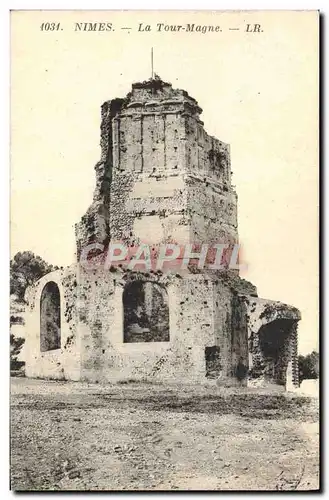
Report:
76,77,237,255
24,76,301,389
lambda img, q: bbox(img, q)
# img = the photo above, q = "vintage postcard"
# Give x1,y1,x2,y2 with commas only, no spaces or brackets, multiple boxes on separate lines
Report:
10,10,319,491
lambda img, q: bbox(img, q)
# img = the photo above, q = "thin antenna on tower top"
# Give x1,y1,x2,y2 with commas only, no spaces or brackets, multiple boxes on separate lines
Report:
151,47,154,80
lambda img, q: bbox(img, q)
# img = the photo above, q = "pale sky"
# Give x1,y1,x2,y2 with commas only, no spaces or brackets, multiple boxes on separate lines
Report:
11,10,319,354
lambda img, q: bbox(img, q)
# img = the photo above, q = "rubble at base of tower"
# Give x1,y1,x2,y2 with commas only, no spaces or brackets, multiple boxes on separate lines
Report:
24,77,301,389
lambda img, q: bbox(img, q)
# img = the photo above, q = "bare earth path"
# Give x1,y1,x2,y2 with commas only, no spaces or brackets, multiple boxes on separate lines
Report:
10,377,319,491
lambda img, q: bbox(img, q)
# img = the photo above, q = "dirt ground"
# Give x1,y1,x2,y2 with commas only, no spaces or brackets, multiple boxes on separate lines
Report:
10,377,319,491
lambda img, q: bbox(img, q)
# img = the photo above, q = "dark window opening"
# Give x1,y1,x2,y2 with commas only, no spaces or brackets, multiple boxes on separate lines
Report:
40,281,61,352
205,346,221,378
258,318,294,385
123,281,169,343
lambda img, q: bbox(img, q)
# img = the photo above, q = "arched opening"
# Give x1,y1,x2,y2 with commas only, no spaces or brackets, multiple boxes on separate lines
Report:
123,281,169,343
40,281,61,352
258,318,295,385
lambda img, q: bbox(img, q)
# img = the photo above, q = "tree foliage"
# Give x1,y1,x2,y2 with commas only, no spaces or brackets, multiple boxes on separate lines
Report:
10,251,58,302
298,351,319,383
10,333,25,370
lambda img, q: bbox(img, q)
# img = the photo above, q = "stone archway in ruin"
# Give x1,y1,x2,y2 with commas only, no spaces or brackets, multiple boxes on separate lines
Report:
257,318,297,386
246,299,300,388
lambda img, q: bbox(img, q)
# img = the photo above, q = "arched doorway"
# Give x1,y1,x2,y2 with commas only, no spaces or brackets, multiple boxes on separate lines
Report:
258,318,295,385
40,282,61,352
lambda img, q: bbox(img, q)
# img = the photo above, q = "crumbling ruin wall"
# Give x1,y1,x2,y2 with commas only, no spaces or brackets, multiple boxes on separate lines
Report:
208,278,249,385
211,279,232,380
75,99,124,258
186,176,238,245
24,266,80,380
230,293,249,384
110,172,189,246
286,321,299,390
183,104,238,246
243,297,300,388
184,113,231,184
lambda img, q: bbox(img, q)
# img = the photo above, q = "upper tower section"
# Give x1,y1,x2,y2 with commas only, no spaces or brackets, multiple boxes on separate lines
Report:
76,77,238,257
100,76,231,184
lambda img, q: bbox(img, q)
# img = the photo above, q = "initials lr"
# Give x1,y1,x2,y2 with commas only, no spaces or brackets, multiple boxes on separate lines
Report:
246,24,263,32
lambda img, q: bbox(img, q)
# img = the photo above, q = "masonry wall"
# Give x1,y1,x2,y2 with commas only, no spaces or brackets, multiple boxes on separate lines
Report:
77,266,238,383
186,176,238,245
110,172,188,245
183,109,238,246
23,265,252,385
108,84,189,246
207,280,249,385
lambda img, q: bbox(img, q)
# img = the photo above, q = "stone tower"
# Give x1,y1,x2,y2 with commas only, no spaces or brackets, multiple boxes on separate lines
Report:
76,77,238,255
24,76,300,388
